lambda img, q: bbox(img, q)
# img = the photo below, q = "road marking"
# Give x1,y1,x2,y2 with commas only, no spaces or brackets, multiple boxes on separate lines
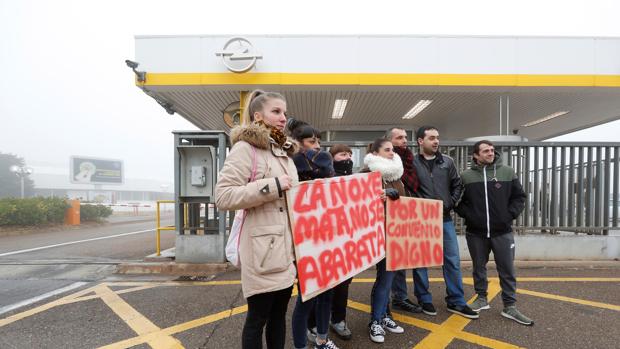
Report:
517,288,620,311
347,283,524,349
0,281,88,316
97,304,249,349
412,282,523,349
3,277,619,348
0,284,99,327
517,277,620,282
0,229,155,257
95,284,183,349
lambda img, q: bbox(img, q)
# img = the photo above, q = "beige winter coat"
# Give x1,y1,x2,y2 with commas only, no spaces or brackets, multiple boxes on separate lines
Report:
215,123,299,298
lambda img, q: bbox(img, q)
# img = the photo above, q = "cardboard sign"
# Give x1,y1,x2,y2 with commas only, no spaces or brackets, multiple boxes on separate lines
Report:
287,172,385,301
386,197,444,271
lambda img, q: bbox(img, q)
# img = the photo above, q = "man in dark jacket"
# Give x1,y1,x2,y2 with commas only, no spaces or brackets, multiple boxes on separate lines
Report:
384,127,423,314
411,126,478,319
455,140,533,326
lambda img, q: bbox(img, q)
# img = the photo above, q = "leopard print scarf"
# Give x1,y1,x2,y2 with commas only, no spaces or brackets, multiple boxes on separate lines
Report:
255,120,291,149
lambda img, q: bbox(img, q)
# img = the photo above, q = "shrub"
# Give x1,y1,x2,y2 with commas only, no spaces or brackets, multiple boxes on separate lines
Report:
0,197,70,226
42,197,70,223
80,204,113,222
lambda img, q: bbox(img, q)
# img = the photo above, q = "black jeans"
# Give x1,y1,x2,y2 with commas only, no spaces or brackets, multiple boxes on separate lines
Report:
466,233,517,306
242,286,293,349
307,277,353,328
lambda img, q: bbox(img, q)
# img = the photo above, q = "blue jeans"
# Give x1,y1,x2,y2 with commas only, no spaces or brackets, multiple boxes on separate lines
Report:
391,219,466,307
292,289,333,349
370,258,395,323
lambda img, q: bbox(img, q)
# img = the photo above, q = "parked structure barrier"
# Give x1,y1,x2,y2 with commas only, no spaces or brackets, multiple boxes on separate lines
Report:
322,141,620,235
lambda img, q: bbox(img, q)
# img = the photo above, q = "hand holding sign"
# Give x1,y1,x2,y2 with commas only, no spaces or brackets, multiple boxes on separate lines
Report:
278,174,293,190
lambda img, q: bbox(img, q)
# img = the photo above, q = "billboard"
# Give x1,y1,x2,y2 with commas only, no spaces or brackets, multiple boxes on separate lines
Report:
70,156,123,185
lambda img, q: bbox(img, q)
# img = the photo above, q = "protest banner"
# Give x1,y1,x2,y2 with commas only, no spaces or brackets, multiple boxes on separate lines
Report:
287,172,385,301
385,197,444,271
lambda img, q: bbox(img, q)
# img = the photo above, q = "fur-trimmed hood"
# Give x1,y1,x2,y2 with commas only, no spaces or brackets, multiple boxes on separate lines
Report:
230,123,298,156
363,152,404,182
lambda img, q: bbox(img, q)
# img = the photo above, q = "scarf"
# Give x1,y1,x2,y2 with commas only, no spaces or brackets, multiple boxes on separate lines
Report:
254,120,290,149
393,146,418,195
363,152,404,182
333,159,353,176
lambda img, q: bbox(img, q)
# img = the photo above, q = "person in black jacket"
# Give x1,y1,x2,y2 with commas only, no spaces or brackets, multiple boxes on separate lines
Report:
384,127,424,315
308,144,355,341
411,126,478,319
287,119,340,349
455,140,533,326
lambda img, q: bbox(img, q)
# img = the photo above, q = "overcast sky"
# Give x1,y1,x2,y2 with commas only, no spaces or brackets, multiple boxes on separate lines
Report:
1,0,619,184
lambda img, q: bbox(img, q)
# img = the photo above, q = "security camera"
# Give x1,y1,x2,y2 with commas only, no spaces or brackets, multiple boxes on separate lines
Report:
125,59,146,82
512,128,519,135
125,60,139,69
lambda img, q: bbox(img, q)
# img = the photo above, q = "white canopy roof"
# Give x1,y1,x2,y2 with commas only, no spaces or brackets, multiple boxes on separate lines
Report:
133,35,620,140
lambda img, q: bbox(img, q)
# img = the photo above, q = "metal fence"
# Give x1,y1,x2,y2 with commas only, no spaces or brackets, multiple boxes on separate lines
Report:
323,141,620,235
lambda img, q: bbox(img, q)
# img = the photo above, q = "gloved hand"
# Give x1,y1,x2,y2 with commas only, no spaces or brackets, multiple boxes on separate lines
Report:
385,188,400,200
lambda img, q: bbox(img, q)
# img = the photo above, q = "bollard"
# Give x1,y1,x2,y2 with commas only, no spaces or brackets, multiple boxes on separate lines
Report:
64,199,81,225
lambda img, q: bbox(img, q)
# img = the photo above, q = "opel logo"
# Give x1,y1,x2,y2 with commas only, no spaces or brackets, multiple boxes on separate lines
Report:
215,37,263,73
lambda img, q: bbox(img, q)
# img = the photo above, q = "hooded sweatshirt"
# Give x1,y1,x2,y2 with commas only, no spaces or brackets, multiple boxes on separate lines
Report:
455,152,526,238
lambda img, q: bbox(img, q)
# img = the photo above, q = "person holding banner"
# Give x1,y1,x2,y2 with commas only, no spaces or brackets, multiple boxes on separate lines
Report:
362,138,406,344
288,118,340,349
455,140,532,326
384,127,424,314
411,126,479,319
215,90,299,349
306,144,355,341
323,144,354,340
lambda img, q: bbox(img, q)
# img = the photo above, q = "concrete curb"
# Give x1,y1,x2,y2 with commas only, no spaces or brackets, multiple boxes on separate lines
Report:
115,259,619,276
116,262,232,275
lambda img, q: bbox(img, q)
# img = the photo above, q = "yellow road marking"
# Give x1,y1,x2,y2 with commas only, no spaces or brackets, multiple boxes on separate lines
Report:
97,304,248,349
0,284,99,327
348,300,437,332
94,284,183,349
347,282,524,349
356,277,620,284
352,277,447,283
516,277,620,282
412,282,518,349
517,288,620,311
2,276,619,349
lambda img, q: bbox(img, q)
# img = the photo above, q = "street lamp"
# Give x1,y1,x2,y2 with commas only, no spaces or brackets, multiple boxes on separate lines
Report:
10,165,33,199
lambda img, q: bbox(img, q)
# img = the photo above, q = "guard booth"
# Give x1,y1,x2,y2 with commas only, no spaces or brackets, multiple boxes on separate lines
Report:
173,131,229,263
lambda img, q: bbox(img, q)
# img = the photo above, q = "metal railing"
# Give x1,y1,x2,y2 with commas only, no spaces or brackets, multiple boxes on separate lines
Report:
155,200,176,256
323,141,620,235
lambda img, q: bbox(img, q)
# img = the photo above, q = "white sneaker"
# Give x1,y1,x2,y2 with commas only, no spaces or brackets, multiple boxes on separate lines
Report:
369,320,385,343
381,316,404,334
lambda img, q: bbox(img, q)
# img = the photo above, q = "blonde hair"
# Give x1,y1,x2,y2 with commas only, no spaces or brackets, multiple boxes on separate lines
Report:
241,90,286,125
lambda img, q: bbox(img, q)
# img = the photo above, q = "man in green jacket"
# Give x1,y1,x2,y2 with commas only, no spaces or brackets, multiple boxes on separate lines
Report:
455,140,533,326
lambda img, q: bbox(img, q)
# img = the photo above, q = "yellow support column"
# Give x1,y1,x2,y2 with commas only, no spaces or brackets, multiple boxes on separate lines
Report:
239,91,249,125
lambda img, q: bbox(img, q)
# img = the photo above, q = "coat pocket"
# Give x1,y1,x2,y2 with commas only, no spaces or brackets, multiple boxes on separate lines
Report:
250,225,290,275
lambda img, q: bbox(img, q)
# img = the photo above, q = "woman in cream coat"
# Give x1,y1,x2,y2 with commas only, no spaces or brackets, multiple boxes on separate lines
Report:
215,90,299,349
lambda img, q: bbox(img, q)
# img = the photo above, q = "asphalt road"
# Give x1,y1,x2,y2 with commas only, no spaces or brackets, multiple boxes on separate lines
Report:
0,217,175,312
0,266,619,349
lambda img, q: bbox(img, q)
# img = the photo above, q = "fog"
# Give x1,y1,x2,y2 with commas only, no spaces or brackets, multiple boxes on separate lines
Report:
1,0,618,186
